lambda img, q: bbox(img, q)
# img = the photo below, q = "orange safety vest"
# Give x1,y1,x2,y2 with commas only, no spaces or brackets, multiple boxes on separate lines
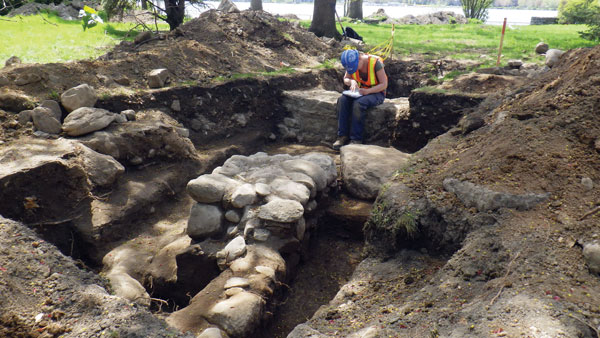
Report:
351,55,382,89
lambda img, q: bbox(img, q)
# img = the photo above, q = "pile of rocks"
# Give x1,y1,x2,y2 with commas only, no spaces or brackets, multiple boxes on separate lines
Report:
534,42,565,68
363,9,468,25
17,83,134,137
164,152,338,337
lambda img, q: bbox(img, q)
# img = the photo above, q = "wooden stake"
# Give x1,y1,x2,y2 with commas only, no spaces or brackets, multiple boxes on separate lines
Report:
496,18,507,67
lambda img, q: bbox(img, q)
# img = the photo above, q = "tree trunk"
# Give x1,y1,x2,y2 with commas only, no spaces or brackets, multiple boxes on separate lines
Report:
309,0,341,39
250,0,263,10
141,0,148,10
347,0,363,20
165,0,185,30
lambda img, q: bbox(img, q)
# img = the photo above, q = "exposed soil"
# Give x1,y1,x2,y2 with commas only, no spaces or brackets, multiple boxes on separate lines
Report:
0,9,335,103
298,46,600,337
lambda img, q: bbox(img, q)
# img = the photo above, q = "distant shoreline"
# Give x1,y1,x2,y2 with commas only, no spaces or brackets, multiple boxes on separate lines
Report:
192,2,558,25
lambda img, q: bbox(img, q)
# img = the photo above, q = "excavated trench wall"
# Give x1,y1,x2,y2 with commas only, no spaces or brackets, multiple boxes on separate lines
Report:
0,62,489,338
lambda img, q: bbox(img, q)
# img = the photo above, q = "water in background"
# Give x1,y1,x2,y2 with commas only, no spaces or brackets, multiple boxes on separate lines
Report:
190,1,557,25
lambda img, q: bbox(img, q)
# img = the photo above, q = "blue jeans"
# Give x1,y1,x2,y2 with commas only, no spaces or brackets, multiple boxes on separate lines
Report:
337,92,385,141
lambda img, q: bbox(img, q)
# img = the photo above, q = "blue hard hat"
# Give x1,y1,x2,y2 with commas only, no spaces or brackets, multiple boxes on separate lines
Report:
341,49,359,74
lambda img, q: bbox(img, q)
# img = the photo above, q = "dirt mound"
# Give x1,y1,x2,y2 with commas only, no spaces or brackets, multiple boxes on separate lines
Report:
320,45,600,336
0,9,335,102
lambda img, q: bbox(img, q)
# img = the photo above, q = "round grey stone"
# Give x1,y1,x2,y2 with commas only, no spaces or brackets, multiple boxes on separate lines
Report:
187,203,224,240
535,42,549,54
62,107,115,136
60,84,97,112
255,183,271,196
225,209,241,223
224,277,249,289
581,177,594,190
231,183,257,208
583,242,600,275
187,173,239,203
258,199,304,223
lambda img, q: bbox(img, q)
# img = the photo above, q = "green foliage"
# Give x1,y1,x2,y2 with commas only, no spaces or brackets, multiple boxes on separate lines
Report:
48,90,60,100
0,0,23,15
461,0,494,21
315,58,337,69
558,0,600,40
558,0,599,23
80,5,104,31
579,15,600,40
101,0,136,20
365,200,420,241
342,21,596,67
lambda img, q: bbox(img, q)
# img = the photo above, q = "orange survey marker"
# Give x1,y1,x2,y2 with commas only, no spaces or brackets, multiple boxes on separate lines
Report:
496,18,507,66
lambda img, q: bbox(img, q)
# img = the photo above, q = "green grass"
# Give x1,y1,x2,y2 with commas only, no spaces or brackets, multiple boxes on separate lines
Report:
344,22,598,66
2,12,598,67
0,11,168,64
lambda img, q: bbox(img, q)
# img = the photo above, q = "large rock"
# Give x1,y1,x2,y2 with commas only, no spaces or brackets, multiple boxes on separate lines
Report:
147,68,170,88
230,183,257,208
105,270,151,306
258,199,304,223
545,49,564,68
281,89,408,145
199,328,229,338
78,120,197,165
269,178,310,205
216,236,247,268
187,203,224,240
14,72,42,86
31,107,61,134
78,145,125,187
5,55,21,67
443,178,549,211
300,153,337,186
0,138,92,224
281,159,328,190
535,42,549,54
187,174,240,203
205,291,263,337
62,107,115,136
217,0,239,13
60,84,97,112
340,144,411,200
18,109,33,125
0,91,35,112
39,99,63,121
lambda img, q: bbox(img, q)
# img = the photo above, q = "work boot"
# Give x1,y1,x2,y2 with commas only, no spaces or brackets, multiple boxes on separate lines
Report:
350,139,362,145
332,136,348,151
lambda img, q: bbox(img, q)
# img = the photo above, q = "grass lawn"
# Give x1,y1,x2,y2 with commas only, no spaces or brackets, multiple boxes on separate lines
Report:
344,22,598,66
1,11,597,67
0,12,168,64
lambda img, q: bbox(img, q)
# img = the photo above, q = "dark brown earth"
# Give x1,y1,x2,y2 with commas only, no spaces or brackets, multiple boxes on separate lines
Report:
1,7,600,338
297,46,600,337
